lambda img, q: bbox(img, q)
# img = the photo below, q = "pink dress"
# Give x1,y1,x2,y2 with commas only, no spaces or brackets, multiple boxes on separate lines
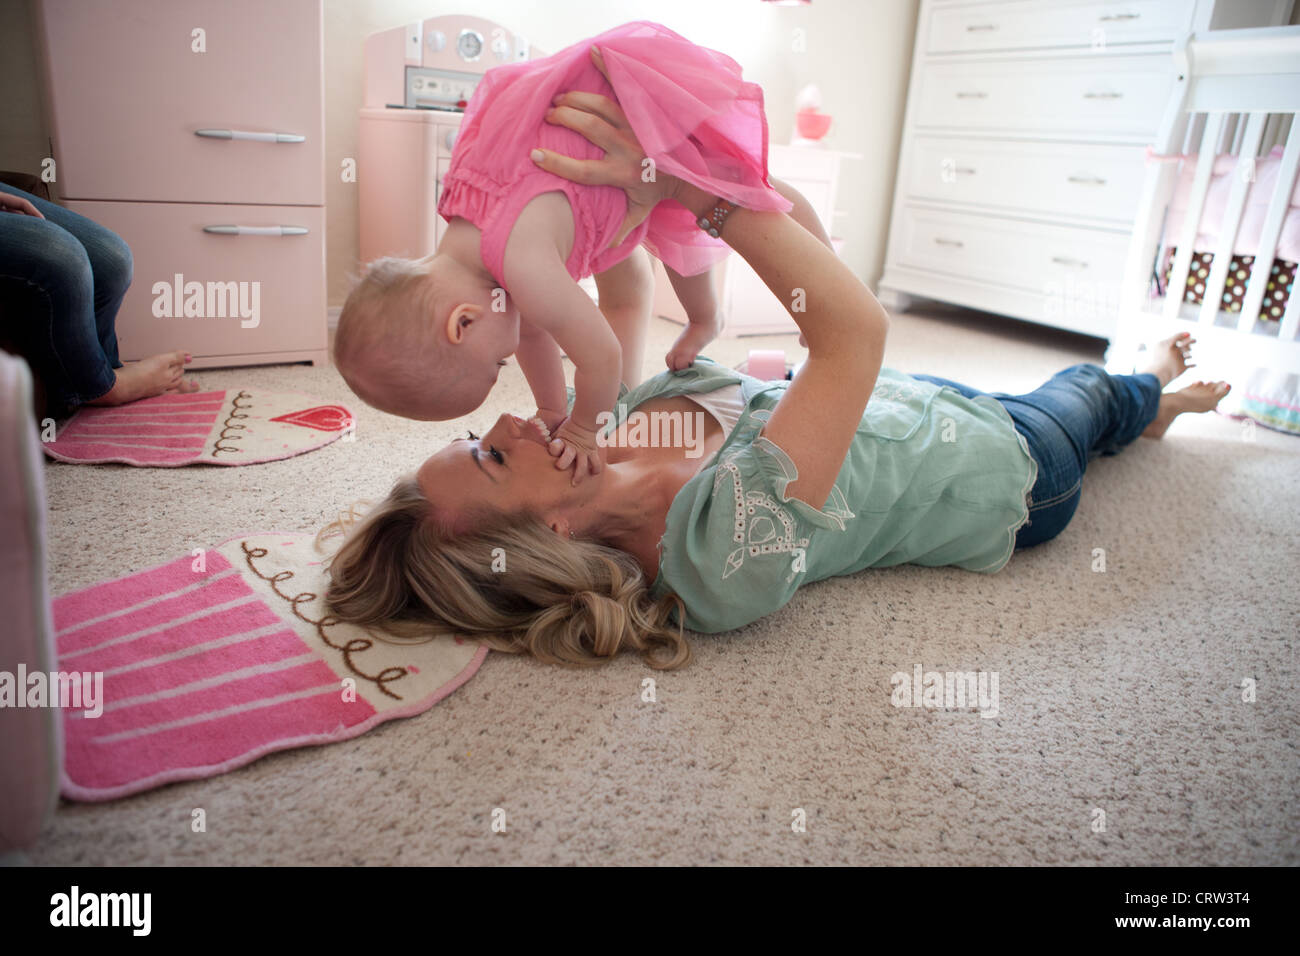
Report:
437,20,794,288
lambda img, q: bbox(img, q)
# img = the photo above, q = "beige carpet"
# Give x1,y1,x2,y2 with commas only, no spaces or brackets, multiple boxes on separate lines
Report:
31,304,1299,865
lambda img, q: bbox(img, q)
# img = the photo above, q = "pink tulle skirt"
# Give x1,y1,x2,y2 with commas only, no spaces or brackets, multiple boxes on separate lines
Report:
437,20,793,286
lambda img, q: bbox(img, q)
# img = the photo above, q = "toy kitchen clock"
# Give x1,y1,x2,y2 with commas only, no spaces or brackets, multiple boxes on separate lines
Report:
358,15,546,263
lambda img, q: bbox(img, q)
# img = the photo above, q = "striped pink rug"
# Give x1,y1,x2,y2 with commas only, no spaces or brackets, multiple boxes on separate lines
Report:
54,533,487,801
42,389,355,466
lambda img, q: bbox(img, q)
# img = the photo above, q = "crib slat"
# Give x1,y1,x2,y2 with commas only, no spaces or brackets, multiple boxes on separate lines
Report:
1165,113,1226,322
1262,113,1284,153
1185,114,1207,158
1199,111,1268,327
1279,264,1300,343
1225,113,1242,155
1239,115,1300,332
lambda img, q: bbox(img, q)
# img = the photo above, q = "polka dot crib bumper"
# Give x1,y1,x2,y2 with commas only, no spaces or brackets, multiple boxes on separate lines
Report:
1160,247,1295,320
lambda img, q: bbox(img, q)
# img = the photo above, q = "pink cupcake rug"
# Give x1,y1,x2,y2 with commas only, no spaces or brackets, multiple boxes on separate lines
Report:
53,532,488,801
42,388,355,466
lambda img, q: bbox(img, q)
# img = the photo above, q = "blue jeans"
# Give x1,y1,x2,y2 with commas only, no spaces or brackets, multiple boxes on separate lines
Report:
910,364,1162,550
0,182,129,414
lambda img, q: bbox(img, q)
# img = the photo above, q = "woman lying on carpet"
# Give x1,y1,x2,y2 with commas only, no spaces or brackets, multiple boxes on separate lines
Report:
322,93,1230,670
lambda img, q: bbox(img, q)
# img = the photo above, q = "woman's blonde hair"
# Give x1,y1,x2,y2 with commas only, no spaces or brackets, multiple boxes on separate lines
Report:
318,474,692,669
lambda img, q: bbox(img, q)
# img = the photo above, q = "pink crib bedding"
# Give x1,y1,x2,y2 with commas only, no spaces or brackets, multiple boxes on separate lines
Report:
1157,145,1297,322
1164,145,1300,263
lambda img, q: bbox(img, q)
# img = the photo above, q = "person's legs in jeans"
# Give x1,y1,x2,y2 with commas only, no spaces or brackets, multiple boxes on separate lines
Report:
911,365,1161,549
0,183,129,413
995,364,1162,549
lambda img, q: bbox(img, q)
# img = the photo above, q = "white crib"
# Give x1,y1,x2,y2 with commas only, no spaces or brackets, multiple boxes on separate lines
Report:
1107,24,1300,403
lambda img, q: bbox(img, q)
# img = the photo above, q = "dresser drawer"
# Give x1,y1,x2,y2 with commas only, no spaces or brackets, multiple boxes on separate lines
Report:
895,205,1129,299
907,137,1147,223
39,0,323,205
914,54,1174,138
928,0,1193,54
63,201,327,364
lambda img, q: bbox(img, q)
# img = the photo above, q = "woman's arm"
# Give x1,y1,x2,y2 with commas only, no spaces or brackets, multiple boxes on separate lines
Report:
672,183,888,509
532,83,888,511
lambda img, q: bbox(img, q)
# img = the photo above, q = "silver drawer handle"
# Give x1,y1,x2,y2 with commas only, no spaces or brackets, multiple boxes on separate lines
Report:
1051,255,1089,268
933,237,965,248
965,24,998,32
1099,12,1140,21
954,166,976,175
203,225,309,236
1067,175,1108,185
195,129,306,143
955,91,988,99
1083,91,1123,100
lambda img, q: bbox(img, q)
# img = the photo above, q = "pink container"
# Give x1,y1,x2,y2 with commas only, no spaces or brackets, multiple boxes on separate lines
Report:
747,349,788,380
796,108,832,140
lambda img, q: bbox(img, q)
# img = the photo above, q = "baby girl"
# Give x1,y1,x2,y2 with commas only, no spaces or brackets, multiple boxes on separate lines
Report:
334,20,794,482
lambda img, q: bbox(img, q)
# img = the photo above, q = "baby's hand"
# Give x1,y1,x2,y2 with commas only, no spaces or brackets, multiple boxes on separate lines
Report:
548,419,606,485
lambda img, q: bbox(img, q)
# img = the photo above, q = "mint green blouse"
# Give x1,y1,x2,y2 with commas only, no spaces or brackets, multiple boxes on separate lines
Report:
600,358,1038,634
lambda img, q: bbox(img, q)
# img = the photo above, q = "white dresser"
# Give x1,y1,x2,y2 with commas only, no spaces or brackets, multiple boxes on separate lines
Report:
878,0,1293,339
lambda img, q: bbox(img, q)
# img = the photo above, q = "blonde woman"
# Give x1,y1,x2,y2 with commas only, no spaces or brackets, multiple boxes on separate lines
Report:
323,92,1229,670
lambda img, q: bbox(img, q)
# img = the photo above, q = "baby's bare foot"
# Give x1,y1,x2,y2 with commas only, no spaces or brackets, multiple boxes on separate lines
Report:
666,313,721,372
1139,331,1195,387
87,351,196,406
1141,379,1231,439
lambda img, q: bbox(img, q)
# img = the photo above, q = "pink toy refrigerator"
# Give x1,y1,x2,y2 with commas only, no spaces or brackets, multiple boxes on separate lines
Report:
35,0,328,369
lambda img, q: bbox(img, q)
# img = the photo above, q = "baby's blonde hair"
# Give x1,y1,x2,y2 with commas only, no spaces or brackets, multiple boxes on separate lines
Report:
334,256,467,419
318,474,693,670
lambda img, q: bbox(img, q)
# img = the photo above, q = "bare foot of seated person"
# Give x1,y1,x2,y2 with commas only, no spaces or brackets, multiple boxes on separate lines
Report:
87,350,199,406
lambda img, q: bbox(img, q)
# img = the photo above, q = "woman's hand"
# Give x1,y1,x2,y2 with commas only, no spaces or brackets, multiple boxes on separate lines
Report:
0,192,46,219
530,46,682,249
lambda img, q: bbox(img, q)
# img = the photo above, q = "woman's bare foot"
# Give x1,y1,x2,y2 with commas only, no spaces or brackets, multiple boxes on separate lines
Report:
87,351,197,406
1141,380,1232,439
1138,331,1196,387
666,312,721,372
